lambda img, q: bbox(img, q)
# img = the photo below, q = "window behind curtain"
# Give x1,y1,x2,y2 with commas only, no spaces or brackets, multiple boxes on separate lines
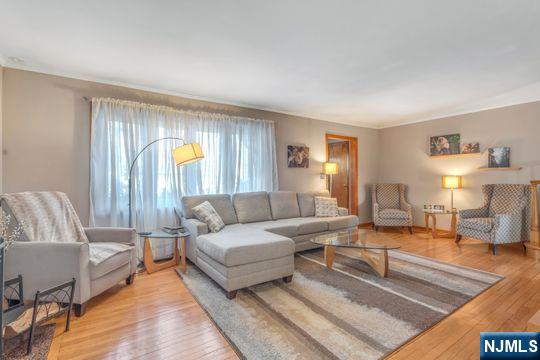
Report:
89,98,278,233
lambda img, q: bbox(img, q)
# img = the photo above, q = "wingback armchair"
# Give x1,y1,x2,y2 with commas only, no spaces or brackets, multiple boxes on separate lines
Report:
455,184,530,255
372,184,413,233
1,192,138,316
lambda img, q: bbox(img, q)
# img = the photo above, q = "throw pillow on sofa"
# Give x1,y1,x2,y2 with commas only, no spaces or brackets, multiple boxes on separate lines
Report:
192,201,225,233
314,196,338,217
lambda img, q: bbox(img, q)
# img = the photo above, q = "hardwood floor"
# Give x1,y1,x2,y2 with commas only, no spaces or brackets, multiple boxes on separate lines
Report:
48,230,540,359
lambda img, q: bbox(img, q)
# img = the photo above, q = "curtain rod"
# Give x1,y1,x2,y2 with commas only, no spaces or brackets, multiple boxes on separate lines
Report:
82,96,276,123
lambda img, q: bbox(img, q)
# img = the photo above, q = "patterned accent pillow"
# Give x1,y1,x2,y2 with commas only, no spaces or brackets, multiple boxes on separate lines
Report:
314,196,339,217
192,201,225,233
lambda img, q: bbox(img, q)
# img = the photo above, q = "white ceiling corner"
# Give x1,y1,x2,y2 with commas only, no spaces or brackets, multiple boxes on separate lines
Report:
0,0,539,128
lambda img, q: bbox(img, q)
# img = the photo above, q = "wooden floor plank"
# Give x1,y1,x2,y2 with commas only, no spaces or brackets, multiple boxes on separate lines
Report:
47,230,540,360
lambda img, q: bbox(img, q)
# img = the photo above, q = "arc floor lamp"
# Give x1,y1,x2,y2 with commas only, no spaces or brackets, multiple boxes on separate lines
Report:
128,137,204,231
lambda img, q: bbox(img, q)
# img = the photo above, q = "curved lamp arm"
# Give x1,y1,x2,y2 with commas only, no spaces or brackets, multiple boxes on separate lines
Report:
128,137,185,228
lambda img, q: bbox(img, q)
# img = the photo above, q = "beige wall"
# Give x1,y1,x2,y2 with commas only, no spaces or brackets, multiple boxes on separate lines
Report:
2,68,378,225
0,65,3,192
378,101,540,228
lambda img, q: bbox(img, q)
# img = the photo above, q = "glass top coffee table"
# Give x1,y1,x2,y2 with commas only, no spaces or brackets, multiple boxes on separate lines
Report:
310,229,401,277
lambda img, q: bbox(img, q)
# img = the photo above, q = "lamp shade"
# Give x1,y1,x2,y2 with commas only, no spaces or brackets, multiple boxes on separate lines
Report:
172,143,204,166
323,162,339,175
442,175,462,189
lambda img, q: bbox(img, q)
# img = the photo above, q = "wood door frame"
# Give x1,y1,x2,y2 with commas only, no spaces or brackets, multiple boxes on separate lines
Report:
325,133,358,215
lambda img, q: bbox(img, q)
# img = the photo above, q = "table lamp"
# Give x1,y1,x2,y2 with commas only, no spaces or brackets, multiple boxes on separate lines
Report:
128,137,204,232
442,175,462,212
323,162,339,196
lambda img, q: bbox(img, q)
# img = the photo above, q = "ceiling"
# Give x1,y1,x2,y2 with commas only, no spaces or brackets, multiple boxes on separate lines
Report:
1,0,539,128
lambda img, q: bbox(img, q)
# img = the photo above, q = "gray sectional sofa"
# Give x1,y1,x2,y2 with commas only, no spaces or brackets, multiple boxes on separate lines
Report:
180,190,359,298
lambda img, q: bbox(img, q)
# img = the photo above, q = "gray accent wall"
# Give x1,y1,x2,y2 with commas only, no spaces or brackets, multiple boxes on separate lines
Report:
1,68,378,225
378,101,540,228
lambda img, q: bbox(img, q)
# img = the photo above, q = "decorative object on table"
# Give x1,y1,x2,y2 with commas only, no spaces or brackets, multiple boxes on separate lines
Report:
322,162,338,196
181,248,502,360
455,184,530,255
3,276,75,355
161,225,185,235
0,207,26,250
128,137,204,230
287,145,309,168
314,196,338,217
461,142,480,154
424,210,458,238
423,204,445,213
372,183,413,234
1,191,137,317
429,133,460,156
488,147,510,168
442,175,462,212
141,230,190,274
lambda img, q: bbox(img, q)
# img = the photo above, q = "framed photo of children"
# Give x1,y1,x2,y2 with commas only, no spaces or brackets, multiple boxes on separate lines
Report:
430,134,460,156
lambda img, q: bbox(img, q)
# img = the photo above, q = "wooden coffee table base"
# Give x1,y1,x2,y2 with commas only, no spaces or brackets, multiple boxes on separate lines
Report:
324,245,389,277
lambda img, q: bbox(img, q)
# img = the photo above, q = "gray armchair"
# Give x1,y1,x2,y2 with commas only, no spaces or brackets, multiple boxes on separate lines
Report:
372,184,413,233
1,192,137,316
455,184,530,255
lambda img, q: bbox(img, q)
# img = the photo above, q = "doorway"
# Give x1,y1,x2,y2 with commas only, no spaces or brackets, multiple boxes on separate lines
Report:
325,134,358,215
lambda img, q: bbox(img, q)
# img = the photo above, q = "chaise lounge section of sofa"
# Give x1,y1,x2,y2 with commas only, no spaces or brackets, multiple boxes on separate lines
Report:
181,190,359,299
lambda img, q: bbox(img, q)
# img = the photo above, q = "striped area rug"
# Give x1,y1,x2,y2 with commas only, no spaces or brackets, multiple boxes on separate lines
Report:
180,248,502,359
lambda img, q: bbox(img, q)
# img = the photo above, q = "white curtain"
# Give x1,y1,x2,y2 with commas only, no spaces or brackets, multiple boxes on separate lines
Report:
89,98,278,258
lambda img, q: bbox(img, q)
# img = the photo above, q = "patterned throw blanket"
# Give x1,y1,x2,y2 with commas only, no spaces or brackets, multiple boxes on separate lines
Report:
0,191,88,243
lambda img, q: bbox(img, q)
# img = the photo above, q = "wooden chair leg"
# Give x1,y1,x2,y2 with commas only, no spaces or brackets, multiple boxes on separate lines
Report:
408,226,413,234
374,226,379,232
455,234,462,244
74,302,87,317
492,244,498,255
283,275,293,283
226,290,238,299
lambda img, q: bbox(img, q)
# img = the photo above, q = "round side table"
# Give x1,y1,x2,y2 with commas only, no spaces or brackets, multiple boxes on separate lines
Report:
424,211,457,238
140,230,190,274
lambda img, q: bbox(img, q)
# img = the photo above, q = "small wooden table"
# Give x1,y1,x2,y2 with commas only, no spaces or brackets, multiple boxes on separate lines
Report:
141,230,189,274
424,211,458,238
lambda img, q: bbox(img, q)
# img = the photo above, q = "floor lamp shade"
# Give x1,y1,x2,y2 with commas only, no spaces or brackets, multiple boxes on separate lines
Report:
323,162,339,175
172,143,204,166
442,175,462,189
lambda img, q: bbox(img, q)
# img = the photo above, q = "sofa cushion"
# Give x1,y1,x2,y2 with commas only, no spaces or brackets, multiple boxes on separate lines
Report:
315,197,338,217
197,225,294,267
245,220,299,237
268,191,300,219
322,215,360,230
232,192,273,223
297,190,330,217
89,243,132,280
182,194,238,225
459,217,494,232
192,201,225,233
379,209,409,220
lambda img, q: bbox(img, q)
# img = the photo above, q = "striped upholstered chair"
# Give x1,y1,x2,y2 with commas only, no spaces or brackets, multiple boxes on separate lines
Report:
455,184,530,255
372,184,413,234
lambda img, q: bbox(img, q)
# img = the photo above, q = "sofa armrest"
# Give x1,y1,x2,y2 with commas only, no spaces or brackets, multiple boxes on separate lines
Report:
338,207,349,216
459,207,488,219
5,242,91,304
492,212,524,244
181,218,209,263
84,227,137,245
